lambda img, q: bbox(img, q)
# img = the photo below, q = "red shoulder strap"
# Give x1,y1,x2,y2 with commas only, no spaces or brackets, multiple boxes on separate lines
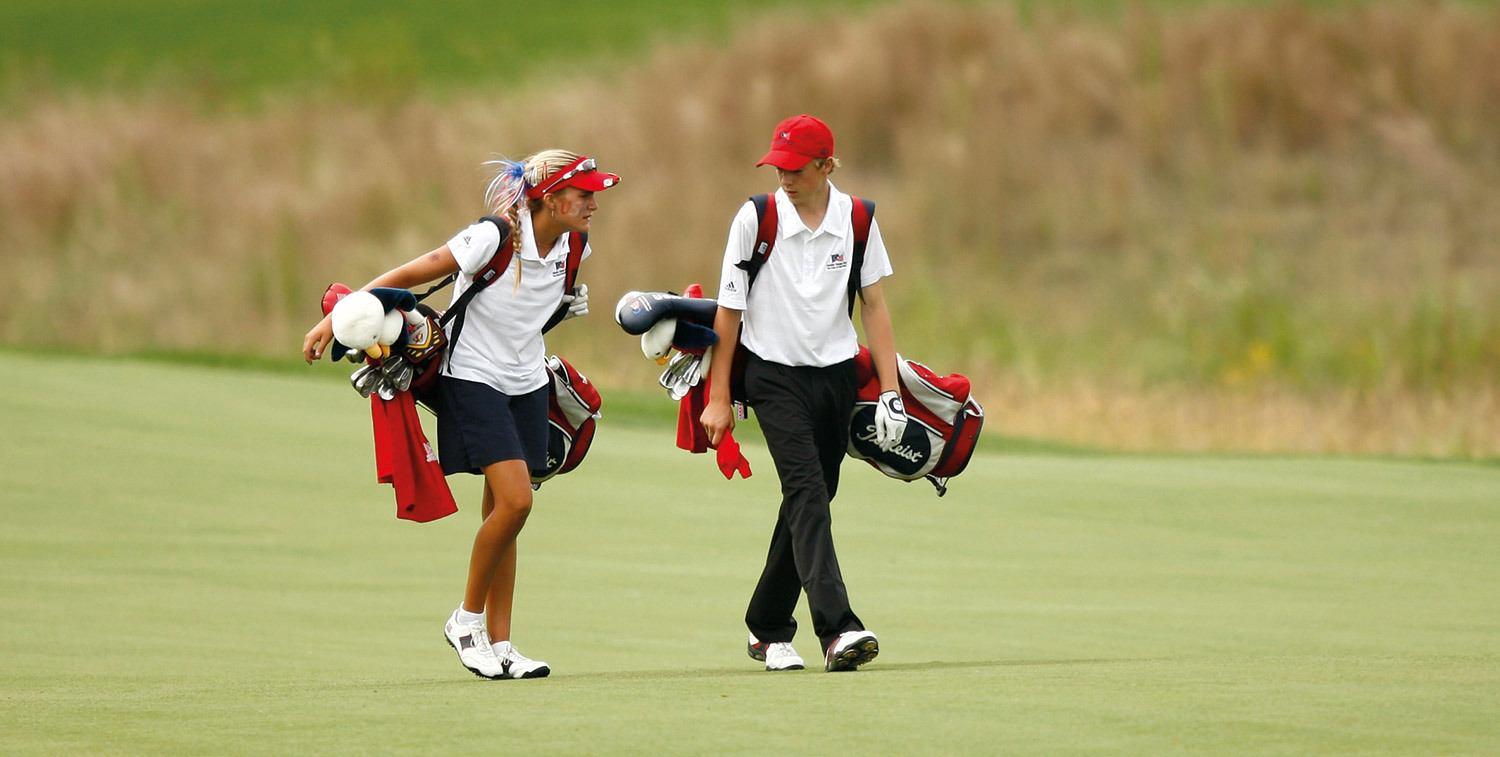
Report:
417,215,514,308
846,196,876,316
439,216,515,339
850,196,874,244
564,231,587,292
539,231,588,335
732,194,778,292
473,216,517,289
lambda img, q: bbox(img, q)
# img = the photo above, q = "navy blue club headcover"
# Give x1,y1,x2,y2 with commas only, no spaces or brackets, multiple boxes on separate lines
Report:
672,320,718,352
615,290,720,336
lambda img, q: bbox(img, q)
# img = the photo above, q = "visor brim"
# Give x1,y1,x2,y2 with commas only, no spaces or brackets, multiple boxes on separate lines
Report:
755,150,815,170
566,171,621,193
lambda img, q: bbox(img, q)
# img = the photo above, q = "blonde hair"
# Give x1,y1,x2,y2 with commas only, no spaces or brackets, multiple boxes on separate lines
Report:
481,149,585,288
815,156,843,171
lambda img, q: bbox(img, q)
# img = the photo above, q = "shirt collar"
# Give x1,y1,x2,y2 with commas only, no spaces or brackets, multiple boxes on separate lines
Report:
774,183,849,240
517,209,568,262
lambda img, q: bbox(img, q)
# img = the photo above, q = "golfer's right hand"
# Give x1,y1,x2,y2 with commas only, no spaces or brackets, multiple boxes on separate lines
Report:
302,317,334,364
700,398,735,447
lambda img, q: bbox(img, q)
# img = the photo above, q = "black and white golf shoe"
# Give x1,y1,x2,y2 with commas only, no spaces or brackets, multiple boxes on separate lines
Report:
443,609,505,679
824,630,879,672
493,641,550,679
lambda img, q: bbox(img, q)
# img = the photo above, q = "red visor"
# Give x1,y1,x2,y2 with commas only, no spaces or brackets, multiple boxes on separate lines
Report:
524,156,621,199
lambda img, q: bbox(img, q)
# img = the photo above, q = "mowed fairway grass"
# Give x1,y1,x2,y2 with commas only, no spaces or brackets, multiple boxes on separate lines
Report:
2,352,1498,754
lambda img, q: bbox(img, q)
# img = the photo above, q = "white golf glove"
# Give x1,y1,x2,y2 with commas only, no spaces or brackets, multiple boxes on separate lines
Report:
874,390,908,450
561,284,590,320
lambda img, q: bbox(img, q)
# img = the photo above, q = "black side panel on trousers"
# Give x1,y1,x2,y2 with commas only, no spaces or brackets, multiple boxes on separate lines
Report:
741,351,864,653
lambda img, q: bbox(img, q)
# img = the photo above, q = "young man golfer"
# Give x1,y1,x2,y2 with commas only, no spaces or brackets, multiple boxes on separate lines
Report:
701,114,908,672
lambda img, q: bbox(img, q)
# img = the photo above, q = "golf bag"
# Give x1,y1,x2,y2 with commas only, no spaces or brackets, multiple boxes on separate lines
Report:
535,355,602,485
848,346,985,496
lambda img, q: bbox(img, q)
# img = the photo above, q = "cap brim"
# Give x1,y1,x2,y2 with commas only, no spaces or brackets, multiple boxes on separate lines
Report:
755,149,814,170
569,171,621,192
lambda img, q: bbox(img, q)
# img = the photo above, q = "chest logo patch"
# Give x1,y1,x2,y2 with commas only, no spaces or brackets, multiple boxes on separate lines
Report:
551,259,567,278
826,251,849,271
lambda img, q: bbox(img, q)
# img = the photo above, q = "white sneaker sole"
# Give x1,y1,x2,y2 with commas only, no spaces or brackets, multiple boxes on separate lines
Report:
825,633,879,672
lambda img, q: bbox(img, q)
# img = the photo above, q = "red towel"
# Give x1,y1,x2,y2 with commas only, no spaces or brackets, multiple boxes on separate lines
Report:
677,377,752,480
671,282,750,480
677,381,710,453
371,392,458,522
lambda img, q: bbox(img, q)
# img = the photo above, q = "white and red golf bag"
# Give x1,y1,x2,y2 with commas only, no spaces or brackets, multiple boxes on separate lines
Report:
848,347,985,496
534,355,602,486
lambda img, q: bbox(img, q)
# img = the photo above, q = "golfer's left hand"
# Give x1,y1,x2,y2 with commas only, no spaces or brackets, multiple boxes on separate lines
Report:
874,390,908,450
561,284,589,320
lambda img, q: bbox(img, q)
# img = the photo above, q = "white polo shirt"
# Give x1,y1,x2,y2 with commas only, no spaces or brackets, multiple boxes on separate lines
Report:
440,210,589,395
716,184,893,367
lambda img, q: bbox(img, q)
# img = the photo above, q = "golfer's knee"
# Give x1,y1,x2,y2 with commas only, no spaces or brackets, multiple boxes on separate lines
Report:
498,489,532,516
485,480,532,517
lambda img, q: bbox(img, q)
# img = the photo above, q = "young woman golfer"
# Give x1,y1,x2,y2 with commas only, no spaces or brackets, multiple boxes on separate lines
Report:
301,150,620,679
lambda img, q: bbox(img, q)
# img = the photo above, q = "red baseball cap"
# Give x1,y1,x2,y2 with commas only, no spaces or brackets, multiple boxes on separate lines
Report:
525,155,621,199
755,114,835,170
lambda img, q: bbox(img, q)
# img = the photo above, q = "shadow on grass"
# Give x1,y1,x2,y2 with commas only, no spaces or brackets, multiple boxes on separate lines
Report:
357,656,1170,689
855,657,1170,675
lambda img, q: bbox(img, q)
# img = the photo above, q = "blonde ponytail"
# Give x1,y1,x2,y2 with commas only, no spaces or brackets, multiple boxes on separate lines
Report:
482,149,585,291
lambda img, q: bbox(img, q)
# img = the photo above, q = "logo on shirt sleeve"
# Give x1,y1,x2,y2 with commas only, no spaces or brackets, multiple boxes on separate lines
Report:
724,281,738,293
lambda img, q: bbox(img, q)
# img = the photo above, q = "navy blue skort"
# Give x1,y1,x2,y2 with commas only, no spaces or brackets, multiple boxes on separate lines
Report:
434,376,549,477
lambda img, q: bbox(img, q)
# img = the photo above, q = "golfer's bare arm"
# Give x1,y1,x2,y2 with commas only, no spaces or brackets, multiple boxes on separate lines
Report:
860,281,899,394
301,245,461,363
701,306,743,445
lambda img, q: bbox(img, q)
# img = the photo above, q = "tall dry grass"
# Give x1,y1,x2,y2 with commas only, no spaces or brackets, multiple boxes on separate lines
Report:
2,1,1498,455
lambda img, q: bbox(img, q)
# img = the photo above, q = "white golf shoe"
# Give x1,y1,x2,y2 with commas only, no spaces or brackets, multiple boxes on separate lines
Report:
443,609,505,679
493,641,551,679
747,633,804,671
764,643,805,671
824,630,879,672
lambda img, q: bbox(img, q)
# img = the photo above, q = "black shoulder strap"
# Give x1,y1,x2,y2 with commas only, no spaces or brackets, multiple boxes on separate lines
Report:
847,197,876,317
732,194,778,295
541,231,588,334
441,215,516,348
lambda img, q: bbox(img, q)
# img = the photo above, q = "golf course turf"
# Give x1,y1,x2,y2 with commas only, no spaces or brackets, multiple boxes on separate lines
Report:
3,352,1497,753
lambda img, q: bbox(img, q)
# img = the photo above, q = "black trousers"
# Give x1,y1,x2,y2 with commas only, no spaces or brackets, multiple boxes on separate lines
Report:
742,350,864,653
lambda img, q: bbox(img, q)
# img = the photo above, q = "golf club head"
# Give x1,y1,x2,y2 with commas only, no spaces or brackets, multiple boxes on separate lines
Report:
388,358,415,392
661,351,704,401
660,350,697,389
351,364,381,398
657,351,683,390
689,346,713,385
